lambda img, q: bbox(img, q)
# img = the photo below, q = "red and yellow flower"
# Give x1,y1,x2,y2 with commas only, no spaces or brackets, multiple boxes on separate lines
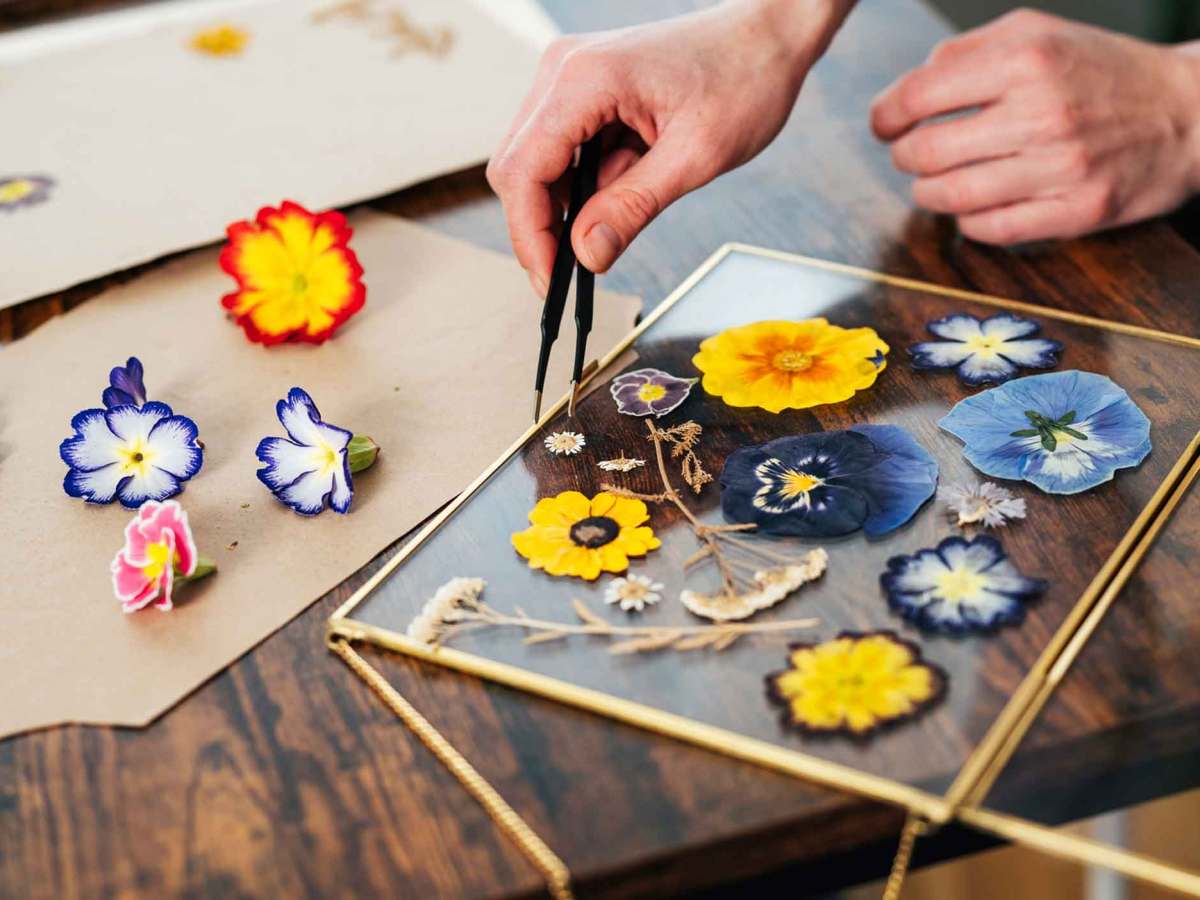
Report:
220,201,365,345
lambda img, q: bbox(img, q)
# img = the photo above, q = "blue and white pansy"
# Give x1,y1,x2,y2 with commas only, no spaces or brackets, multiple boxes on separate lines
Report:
61,404,203,508
909,312,1062,386
256,388,379,516
940,370,1151,495
881,535,1046,633
719,424,939,538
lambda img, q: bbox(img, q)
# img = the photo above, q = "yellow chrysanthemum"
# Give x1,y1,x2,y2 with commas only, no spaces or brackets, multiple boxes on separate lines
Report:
512,491,662,581
767,632,944,736
692,318,888,413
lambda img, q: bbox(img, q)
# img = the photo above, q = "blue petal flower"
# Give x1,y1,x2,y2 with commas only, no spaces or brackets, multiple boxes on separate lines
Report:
256,388,354,516
939,370,1151,494
881,535,1046,634
60,401,203,507
101,356,147,408
610,368,697,418
719,426,938,538
910,312,1062,386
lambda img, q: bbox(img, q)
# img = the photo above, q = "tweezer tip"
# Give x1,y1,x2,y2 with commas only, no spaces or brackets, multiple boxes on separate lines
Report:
567,381,579,418
532,390,543,423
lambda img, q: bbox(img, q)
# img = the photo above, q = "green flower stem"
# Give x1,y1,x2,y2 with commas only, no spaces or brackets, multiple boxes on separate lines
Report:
348,434,380,474
175,556,217,586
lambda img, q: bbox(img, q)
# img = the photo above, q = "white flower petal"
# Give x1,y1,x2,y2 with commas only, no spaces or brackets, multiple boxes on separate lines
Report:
329,460,353,513
64,464,126,503
258,438,322,489
910,341,975,368
61,409,122,471
980,314,1039,341
927,314,983,341
275,468,338,516
106,403,169,443
117,465,180,506
147,418,201,477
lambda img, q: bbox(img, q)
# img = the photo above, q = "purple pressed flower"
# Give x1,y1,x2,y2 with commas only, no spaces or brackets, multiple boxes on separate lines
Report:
102,357,148,408
609,368,697,418
0,175,54,212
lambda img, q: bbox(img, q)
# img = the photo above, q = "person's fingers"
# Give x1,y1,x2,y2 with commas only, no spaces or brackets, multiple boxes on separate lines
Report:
571,137,705,273
912,154,1059,215
956,193,1092,245
488,86,618,291
870,46,1019,141
597,144,643,189
925,7,1057,65
890,103,1030,176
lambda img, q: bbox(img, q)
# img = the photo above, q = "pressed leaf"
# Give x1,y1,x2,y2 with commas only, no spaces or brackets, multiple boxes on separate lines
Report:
673,631,726,651
608,631,682,654
523,630,568,645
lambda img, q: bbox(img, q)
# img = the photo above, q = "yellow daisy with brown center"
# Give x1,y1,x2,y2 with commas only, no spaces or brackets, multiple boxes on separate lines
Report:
512,490,661,581
692,318,888,413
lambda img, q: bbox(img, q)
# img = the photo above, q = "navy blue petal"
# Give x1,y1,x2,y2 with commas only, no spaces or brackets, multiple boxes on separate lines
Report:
845,425,938,536
103,357,147,408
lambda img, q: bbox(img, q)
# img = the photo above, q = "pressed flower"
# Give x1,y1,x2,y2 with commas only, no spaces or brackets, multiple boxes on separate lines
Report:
942,482,1026,528
512,490,661,580
610,368,697,417
544,431,586,456
111,500,215,612
604,574,663,612
692,318,888,413
406,577,486,644
61,401,203,508
220,201,365,345
102,356,147,408
255,387,379,516
597,453,645,473
190,24,249,56
680,547,828,622
909,312,1062,386
766,631,946,736
719,425,938,538
881,535,1046,633
939,370,1152,495
0,175,54,212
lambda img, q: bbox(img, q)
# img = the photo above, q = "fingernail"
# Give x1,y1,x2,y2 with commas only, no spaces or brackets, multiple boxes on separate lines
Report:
581,223,621,271
529,270,547,299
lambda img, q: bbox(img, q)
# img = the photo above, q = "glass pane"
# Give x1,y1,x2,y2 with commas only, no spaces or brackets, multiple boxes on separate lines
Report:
344,248,1200,800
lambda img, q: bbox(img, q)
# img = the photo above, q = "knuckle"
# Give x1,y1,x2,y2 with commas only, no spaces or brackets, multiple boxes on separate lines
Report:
1002,8,1054,30
897,77,930,119
1013,37,1060,80
485,153,514,191
610,183,662,228
1080,182,1118,225
961,214,1017,246
1038,99,1081,139
543,36,577,65
1060,142,1093,181
928,37,958,63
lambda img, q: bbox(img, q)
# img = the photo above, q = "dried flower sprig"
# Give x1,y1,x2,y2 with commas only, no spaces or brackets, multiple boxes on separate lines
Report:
405,579,818,654
942,482,1027,529
605,420,827,621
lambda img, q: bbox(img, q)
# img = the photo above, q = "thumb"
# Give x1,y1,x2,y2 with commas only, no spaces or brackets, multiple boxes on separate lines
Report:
571,140,696,273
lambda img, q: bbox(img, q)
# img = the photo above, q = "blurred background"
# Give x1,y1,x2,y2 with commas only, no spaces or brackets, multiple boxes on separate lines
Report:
931,0,1200,39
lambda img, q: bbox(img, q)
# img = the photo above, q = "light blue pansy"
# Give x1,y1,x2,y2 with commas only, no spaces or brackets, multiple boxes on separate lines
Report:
881,535,1046,634
910,313,1062,386
939,370,1151,495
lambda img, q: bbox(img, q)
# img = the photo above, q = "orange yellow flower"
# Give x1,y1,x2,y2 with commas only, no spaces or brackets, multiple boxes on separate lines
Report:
220,201,365,345
766,631,944,736
512,490,661,581
190,24,249,56
692,318,888,413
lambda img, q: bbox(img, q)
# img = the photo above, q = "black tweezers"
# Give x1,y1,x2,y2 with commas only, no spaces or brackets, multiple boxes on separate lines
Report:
532,134,602,422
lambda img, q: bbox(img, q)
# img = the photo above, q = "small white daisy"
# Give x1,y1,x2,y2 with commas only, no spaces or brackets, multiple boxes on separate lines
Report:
942,482,1027,528
544,430,586,456
597,454,646,473
604,574,663,612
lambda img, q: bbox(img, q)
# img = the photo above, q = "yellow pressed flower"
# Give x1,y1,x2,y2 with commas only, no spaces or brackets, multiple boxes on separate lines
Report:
190,24,249,56
512,490,661,581
767,631,944,736
692,318,888,413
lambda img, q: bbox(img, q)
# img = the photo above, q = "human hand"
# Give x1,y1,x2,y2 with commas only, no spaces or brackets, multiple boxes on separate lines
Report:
487,0,854,294
871,9,1200,245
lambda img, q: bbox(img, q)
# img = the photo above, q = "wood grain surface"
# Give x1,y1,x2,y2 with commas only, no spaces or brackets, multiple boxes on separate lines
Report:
2,1,1199,898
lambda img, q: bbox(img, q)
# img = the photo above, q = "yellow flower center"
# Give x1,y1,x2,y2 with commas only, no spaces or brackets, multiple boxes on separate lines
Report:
780,469,823,498
312,440,341,475
292,273,309,294
965,334,1000,357
773,349,814,372
934,567,985,604
118,438,155,477
141,541,177,582
620,581,649,600
636,383,667,402
0,180,34,204
569,516,619,548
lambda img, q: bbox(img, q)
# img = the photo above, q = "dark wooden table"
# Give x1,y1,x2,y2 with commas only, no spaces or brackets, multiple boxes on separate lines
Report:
3,2,1199,898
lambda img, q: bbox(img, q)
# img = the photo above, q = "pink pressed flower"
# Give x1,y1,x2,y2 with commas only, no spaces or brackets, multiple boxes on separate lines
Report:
110,499,198,613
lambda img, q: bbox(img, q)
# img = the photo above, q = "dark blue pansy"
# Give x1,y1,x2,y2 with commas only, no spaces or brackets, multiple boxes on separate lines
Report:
719,425,939,538
939,370,1151,495
881,535,1046,633
102,356,147,408
910,312,1062,386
